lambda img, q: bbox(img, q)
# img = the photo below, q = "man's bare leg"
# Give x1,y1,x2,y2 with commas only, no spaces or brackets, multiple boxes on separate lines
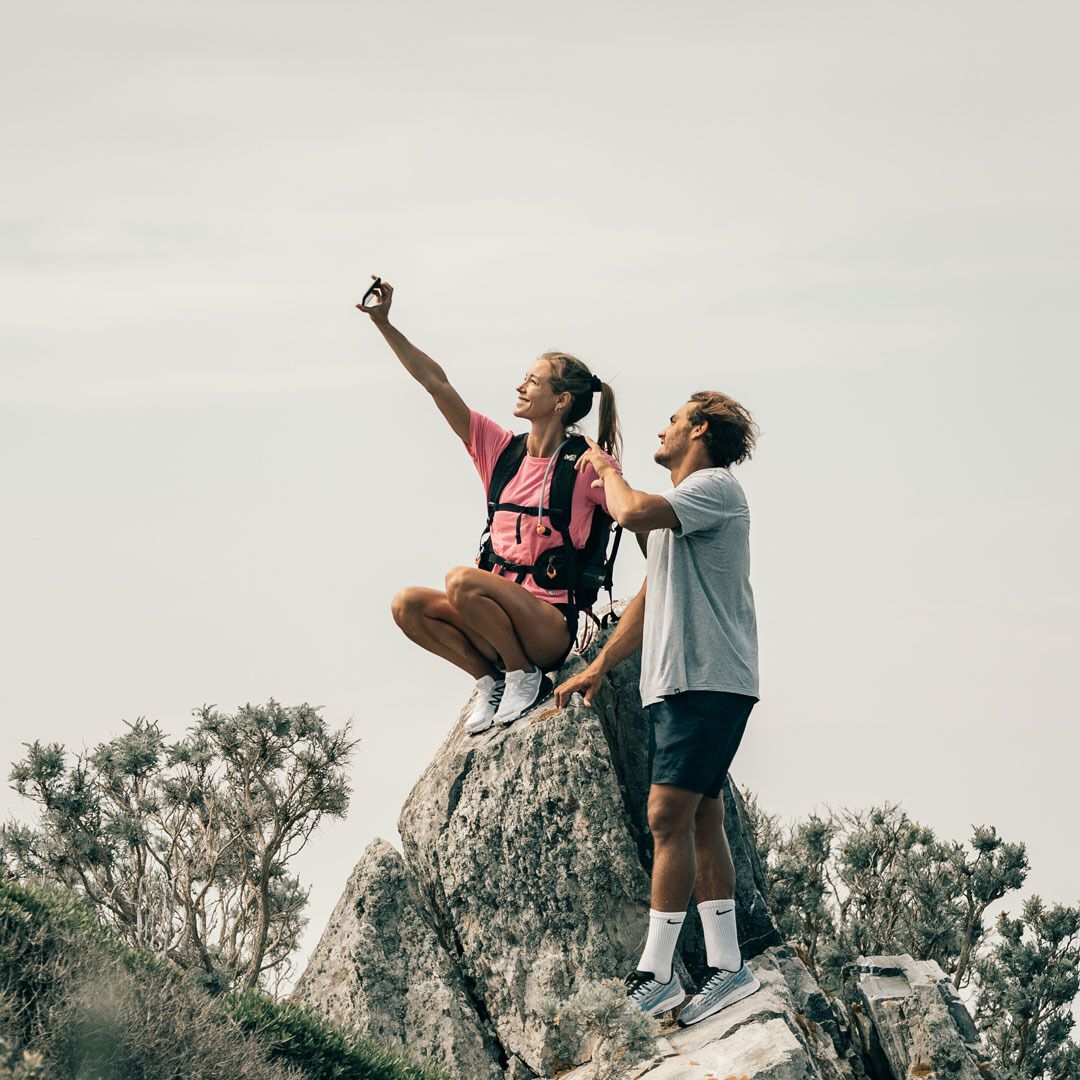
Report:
693,793,735,901
690,790,745,982
628,783,701,992
648,784,703,910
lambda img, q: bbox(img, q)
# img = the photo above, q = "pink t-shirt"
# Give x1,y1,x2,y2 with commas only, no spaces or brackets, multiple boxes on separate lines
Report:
466,411,618,605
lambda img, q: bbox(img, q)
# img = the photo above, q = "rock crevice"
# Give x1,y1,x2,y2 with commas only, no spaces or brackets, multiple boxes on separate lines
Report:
296,627,776,1076
295,623,994,1080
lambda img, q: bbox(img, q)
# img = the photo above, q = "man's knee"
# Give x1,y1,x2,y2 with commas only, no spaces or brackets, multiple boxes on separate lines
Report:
695,794,725,825
444,566,485,608
694,798,728,847
648,796,697,843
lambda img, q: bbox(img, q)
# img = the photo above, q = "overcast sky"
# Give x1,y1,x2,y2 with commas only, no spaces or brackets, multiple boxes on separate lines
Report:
3,0,1078,986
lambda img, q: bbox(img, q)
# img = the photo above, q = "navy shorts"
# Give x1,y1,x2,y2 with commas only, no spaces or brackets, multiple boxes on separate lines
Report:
647,690,756,799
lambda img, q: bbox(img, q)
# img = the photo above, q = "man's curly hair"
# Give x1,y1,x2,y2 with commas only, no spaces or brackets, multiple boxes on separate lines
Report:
688,391,758,468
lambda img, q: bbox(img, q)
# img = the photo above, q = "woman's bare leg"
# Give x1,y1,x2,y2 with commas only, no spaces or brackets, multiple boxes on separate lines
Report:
444,567,573,672
390,587,500,680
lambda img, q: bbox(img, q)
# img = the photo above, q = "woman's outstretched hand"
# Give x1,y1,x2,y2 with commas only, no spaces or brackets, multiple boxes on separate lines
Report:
356,275,393,324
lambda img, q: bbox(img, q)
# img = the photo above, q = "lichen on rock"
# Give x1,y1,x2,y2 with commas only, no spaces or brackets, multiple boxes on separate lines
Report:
297,620,992,1080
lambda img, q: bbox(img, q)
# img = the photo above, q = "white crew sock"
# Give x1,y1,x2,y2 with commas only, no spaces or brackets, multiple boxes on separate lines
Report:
637,909,686,982
698,898,741,971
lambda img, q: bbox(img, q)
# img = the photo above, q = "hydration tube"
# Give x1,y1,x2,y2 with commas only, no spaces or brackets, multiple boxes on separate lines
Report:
536,438,573,536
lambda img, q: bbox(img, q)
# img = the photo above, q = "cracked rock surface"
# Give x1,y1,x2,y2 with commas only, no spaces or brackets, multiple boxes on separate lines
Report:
853,955,999,1080
295,622,778,1078
560,946,858,1080
291,838,503,1079
295,619,998,1080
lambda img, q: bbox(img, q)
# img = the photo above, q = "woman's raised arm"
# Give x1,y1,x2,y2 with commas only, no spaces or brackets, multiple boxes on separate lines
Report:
356,278,471,443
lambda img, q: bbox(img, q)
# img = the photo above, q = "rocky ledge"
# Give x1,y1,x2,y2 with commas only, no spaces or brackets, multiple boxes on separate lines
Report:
294,622,992,1080
561,945,856,1080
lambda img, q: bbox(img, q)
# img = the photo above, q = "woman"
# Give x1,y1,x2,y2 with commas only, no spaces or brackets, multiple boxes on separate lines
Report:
356,277,622,735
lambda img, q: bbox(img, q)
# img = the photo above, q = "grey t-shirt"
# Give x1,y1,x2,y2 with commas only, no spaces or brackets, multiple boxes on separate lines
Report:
639,467,759,706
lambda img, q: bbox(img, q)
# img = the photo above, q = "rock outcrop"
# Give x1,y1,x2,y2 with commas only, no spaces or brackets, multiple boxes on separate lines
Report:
294,627,777,1077
560,945,859,1080
852,955,996,1080
291,838,504,1079
295,624,996,1080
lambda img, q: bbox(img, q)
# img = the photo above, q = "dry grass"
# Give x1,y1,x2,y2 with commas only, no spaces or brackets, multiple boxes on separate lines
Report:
0,875,446,1080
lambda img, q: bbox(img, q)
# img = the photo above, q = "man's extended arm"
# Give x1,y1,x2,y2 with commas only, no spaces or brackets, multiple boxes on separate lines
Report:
554,579,648,707
579,442,679,534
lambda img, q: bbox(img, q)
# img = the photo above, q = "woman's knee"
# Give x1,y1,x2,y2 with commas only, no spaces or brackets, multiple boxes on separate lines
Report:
444,566,485,608
391,587,428,629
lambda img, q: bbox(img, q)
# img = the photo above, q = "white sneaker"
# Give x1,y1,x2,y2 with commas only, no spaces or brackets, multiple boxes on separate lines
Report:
677,964,761,1026
493,666,553,727
624,969,687,1017
464,675,505,736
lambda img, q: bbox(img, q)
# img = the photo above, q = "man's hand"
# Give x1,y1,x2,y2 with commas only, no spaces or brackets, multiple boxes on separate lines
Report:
576,435,618,488
554,662,605,708
355,275,393,325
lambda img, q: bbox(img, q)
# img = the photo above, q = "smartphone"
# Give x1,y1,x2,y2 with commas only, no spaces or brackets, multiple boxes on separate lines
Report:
360,277,383,308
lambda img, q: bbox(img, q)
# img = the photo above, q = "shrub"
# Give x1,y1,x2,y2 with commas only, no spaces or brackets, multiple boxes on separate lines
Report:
540,979,657,1080
6,702,356,990
0,875,448,1080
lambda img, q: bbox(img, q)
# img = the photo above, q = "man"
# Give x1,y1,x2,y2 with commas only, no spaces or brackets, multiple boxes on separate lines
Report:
554,391,760,1027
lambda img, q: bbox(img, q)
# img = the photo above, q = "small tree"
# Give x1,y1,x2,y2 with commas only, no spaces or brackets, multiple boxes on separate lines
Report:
747,802,1029,993
975,898,1080,1080
948,825,1029,988
743,798,1080,1080
5,701,355,990
763,812,836,969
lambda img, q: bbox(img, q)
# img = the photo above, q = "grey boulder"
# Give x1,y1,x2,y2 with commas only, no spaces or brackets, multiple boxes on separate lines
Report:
292,838,503,1080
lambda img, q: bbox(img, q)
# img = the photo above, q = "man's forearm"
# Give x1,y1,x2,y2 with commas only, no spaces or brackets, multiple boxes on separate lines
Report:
600,469,652,528
593,580,647,674
594,465,678,533
376,321,450,391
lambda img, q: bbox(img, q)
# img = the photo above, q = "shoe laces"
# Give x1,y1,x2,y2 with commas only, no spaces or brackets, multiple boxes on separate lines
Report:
698,966,735,993
624,969,658,1000
505,665,540,691
487,681,505,709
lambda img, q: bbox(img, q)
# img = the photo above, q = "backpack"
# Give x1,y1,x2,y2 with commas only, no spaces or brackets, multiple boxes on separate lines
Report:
476,433,622,624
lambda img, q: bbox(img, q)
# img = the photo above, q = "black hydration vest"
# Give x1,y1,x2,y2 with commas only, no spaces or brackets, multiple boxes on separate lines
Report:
476,433,622,620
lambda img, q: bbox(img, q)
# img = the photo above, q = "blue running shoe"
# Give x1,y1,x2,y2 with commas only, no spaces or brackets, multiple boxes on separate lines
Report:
624,969,686,1017
677,963,760,1027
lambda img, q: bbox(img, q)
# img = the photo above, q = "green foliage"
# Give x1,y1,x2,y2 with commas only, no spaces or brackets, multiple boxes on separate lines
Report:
0,874,448,1080
745,802,1028,991
539,978,657,1080
744,798,1080,1080
6,701,356,990
759,811,837,970
975,897,1080,1080
226,991,447,1080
